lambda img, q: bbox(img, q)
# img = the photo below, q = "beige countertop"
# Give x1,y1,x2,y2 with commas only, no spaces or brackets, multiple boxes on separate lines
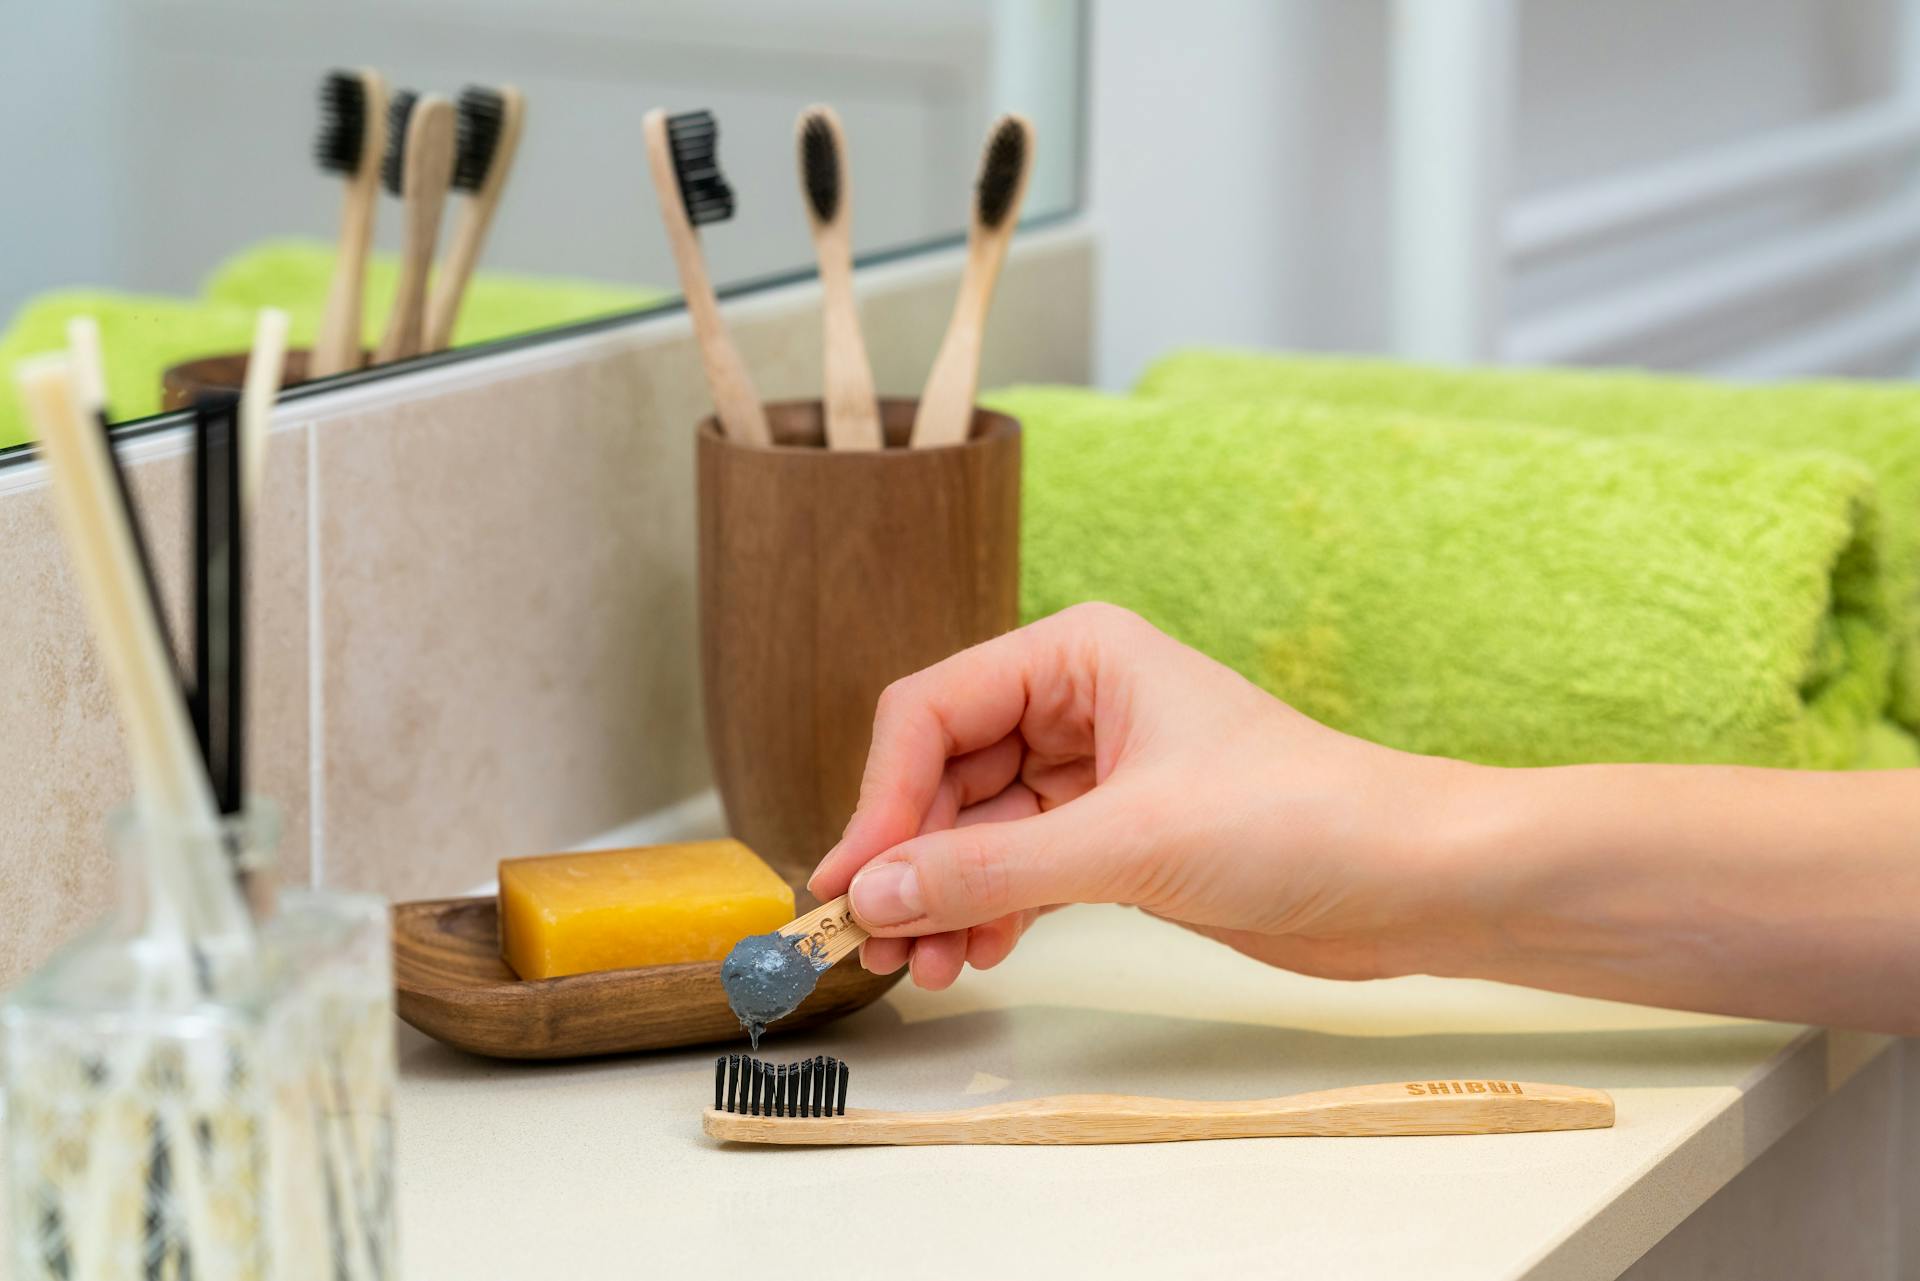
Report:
392,901,1890,1280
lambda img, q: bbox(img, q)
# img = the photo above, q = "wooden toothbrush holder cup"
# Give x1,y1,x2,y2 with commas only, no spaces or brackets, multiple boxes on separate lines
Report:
696,399,1021,890
161,348,369,412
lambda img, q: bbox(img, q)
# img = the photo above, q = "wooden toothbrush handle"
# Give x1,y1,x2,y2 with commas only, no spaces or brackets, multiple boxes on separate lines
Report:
704,1079,1615,1146
314,172,379,377
642,111,770,447
818,230,883,451
779,893,868,968
426,89,525,354
375,97,455,366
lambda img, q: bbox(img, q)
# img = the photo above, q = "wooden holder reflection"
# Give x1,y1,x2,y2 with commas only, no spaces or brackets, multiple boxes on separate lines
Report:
161,348,367,412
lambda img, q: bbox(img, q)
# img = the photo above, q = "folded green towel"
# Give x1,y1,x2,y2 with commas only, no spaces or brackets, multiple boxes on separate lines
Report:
1137,349,1920,734
988,384,1911,770
0,291,260,449
202,239,666,351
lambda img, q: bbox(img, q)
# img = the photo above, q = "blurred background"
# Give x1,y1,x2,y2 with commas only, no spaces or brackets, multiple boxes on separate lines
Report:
7,0,1920,436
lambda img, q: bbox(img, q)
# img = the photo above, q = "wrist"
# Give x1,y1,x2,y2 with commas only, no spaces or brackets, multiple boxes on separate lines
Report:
1371,754,1527,980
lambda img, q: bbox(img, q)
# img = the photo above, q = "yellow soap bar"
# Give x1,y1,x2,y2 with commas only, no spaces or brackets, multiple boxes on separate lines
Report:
498,840,794,980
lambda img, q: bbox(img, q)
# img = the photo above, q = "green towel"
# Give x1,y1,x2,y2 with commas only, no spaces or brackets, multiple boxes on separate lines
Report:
202,239,666,352
1137,349,1920,733
987,384,1912,770
0,291,260,448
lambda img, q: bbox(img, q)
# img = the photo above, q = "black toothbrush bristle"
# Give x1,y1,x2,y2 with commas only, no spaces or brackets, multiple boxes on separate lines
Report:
799,111,839,223
665,110,736,227
382,90,419,197
316,70,367,175
453,85,506,192
715,1055,850,1117
975,116,1028,230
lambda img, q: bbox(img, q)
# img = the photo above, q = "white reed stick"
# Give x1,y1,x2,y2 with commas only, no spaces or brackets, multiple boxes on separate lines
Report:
240,307,289,522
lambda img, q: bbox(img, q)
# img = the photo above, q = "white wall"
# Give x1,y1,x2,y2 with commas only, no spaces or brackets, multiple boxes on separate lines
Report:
1084,0,1902,388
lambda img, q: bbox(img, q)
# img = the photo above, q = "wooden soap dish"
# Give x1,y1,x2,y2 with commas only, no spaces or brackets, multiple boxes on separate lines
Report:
392,897,901,1059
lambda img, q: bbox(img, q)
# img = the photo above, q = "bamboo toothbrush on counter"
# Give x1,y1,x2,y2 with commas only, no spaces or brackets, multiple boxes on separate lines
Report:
909,114,1035,449
312,69,388,378
373,90,456,365
643,108,770,447
424,84,526,353
707,1055,1616,1146
797,106,882,451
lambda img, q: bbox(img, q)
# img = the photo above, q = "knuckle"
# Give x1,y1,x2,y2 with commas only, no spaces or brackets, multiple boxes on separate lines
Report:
872,678,912,722
1060,600,1144,635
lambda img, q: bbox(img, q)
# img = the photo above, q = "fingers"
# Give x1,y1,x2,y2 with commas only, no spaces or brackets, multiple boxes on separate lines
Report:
908,930,968,990
964,909,1037,970
810,607,1122,900
860,935,909,974
952,781,1042,828
808,628,1052,899
915,735,1027,836
849,794,1124,936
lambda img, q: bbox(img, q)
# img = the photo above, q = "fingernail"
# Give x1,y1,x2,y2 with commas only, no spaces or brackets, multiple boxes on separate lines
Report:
850,863,923,925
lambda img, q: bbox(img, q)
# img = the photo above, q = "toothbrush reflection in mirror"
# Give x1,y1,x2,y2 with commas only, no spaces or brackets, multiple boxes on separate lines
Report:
706,1055,1616,1146
642,108,771,446
797,106,882,451
909,113,1035,449
311,68,388,378
719,894,867,1047
373,91,456,366
424,84,526,353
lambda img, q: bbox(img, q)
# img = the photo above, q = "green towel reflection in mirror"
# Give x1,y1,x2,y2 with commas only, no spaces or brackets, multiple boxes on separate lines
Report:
0,239,667,448
989,384,1914,773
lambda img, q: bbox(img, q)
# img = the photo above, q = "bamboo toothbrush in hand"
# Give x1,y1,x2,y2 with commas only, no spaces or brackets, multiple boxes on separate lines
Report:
373,91,456,365
707,1055,1616,1146
643,108,770,447
797,106,882,451
424,84,526,353
909,114,1035,449
311,69,388,378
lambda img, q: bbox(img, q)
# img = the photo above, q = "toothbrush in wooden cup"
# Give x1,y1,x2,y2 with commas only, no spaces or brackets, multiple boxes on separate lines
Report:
909,113,1035,449
643,107,770,447
312,69,388,378
373,91,456,365
424,84,526,353
706,1054,1616,1146
797,105,882,451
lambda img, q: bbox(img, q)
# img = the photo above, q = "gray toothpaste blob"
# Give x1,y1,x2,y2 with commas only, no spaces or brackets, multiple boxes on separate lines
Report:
721,932,823,1048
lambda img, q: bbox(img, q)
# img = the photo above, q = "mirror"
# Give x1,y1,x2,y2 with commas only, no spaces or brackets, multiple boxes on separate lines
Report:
0,1,1085,453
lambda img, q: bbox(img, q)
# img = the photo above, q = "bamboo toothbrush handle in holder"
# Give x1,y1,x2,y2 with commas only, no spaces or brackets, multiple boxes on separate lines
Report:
706,1079,1616,1146
643,110,770,448
313,69,387,379
375,96,455,366
426,87,526,353
910,113,1034,450
779,894,868,968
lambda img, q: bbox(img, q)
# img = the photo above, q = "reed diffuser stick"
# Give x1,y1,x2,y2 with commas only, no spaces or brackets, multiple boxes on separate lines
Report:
240,307,289,522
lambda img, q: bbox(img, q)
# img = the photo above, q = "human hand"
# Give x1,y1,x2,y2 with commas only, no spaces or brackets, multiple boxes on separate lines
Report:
808,603,1481,991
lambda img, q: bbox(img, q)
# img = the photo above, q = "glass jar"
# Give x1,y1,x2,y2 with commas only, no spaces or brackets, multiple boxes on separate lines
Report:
4,802,397,1280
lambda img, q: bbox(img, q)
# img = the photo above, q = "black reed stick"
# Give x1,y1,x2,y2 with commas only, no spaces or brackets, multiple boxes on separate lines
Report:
191,393,245,815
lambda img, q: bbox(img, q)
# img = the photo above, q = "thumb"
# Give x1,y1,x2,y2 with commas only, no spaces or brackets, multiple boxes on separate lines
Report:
847,798,1124,935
